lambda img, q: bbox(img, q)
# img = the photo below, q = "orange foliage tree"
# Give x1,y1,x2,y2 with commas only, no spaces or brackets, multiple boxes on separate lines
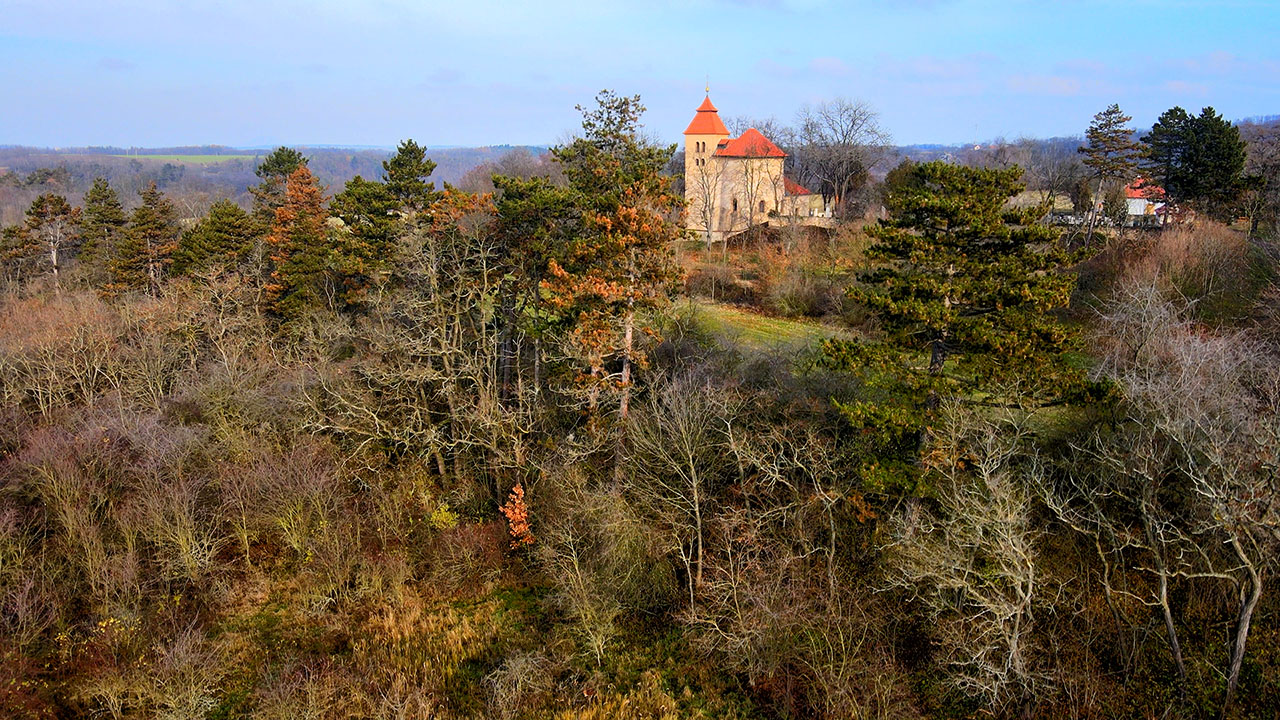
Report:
264,165,334,318
545,91,683,419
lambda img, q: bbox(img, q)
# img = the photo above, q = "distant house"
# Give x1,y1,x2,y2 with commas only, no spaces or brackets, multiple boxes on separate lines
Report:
1125,178,1166,220
683,94,828,245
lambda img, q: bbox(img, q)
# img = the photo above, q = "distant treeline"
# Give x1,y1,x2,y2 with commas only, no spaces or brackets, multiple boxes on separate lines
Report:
0,145,547,226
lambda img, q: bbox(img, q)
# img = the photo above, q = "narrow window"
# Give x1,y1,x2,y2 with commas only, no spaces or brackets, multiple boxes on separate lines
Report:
732,198,738,213
759,200,766,213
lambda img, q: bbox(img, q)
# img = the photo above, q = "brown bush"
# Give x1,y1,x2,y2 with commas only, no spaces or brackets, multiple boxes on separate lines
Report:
1118,222,1250,300
0,292,120,416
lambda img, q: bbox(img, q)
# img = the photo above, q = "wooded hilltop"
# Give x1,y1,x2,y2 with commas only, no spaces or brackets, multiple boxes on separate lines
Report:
2,91,1280,719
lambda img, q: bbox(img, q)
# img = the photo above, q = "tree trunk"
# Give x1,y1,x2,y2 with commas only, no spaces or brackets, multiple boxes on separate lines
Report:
1158,569,1188,698
1145,516,1188,695
1224,548,1262,714
49,243,60,294
619,313,634,420
690,461,703,595
1084,177,1104,248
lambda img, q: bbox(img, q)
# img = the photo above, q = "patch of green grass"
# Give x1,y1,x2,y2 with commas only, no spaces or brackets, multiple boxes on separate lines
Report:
691,301,847,349
109,154,256,164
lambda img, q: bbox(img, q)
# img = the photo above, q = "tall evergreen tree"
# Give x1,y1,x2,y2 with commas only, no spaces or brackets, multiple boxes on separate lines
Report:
111,182,179,295
825,162,1089,492
1142,106,1247,220
1186,107,1247,219
490,174,581,404
545,90,683,418
1142,106,1193,201
1,224,35,286
23,193,80,289
1079,104,1140,245
329,175,399,304
172,199,256,276
329,139,442,307
265,165,334,318
251,146,308,228
78,177,127,284
383,139,439,212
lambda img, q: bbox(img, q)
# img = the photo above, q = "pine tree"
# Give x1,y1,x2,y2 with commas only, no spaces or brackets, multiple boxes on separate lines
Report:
544,90,683,418
1142,106,1247,220
491,174,580,404
250,146,307,228
265,165,334,318
23,193,80,289
1186,107,1247,219
172,199,256,276
824,161,1090,492
1142,106,1194,204
327,140,441,310
1079,104,1139,245
1,224,35,285
383,139,439,212
329,175,398,304
111,182,179,295
78,178,127,285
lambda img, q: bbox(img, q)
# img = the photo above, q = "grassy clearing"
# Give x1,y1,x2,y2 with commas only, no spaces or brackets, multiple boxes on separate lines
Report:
691,300,848,349
109,154,256,164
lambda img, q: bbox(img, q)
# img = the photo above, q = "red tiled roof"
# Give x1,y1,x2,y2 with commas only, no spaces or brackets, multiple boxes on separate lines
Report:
784,177,814,196
713,128,787,158
1126,178,1166,199
683,96,729,136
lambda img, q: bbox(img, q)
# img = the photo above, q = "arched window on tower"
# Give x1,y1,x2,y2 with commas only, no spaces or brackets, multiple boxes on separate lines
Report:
732,198,738,213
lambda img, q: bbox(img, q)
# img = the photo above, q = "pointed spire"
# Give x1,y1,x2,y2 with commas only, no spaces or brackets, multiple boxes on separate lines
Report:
684,93,729,136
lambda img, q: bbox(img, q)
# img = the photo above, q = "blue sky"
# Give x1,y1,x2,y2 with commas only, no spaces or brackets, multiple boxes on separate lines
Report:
1,0,1276,148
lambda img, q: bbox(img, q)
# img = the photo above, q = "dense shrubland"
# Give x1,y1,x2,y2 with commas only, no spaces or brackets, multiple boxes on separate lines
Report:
2,94,1279,719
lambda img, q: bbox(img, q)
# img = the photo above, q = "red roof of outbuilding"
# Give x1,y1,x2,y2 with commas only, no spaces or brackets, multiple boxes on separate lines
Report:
1125,178,1166,199
684,96,730,136
713,128,787,158
784,177,814,196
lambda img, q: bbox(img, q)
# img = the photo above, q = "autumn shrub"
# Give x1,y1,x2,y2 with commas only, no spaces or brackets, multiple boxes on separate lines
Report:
0,504,56,651
537,474,676,665
430,519,507,596
248,439,341,563
0,292,120,416
485,650,556,720
1119,222,1239,291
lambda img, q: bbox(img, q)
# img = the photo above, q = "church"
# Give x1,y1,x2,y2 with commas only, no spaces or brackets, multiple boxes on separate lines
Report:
683,94,827,245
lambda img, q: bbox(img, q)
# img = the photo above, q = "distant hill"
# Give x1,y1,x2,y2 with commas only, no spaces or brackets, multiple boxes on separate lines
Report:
0,144,548,225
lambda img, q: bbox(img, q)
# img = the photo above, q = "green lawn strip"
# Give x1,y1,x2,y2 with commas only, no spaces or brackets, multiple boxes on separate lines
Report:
691,300,846,349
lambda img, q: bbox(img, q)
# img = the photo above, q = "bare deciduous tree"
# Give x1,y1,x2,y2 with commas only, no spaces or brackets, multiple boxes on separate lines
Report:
793,99,891,220
625,374,735,604
884,402,1044,713
1059,284,1280,714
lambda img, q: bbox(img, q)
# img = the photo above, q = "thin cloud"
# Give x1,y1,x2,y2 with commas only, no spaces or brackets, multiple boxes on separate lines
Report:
1007,73,1082,96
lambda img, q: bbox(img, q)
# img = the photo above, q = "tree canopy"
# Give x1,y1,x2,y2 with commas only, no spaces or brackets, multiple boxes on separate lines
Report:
825,161,1088,491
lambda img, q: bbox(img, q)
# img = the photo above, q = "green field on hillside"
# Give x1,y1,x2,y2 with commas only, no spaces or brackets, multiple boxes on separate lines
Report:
109,154,256,164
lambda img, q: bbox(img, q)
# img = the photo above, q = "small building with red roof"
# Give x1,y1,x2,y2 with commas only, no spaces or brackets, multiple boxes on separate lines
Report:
1124,178,1167,221
683,94,827,244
